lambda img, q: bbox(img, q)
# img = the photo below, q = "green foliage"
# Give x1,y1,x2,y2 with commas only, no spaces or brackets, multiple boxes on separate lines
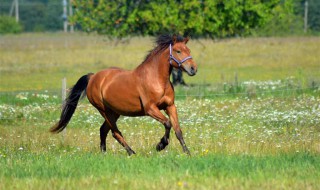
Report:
295,0,320,33
308,0,320,32
1,0,318,35
0,0,62,32
0,16,22,34
19,1,62,32
254,0,304,36
71,0,281,37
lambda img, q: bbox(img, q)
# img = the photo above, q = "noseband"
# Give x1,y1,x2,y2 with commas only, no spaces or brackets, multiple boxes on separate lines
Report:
169,44,193,67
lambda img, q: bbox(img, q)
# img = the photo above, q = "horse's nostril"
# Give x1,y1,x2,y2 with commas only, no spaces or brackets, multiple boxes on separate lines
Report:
190,66,197,74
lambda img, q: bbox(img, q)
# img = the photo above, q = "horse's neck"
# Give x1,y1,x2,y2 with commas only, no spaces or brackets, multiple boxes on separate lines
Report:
136,52,171,83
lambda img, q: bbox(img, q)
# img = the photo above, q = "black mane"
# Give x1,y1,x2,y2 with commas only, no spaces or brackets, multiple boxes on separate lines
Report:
155,34,184,50
142,34,185,64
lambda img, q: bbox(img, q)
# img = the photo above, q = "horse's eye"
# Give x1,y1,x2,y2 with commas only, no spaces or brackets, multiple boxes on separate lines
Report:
176,50,181,54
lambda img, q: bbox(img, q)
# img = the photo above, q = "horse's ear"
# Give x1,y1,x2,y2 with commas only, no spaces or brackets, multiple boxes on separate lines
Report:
184,36,190,44
172,34,177,44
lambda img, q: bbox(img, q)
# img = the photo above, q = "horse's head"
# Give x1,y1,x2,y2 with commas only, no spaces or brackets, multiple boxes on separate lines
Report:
170,36,197,76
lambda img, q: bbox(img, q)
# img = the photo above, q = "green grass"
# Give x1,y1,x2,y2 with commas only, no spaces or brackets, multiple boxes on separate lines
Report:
1,95,319,189
0,33,320,189
1,152,319,190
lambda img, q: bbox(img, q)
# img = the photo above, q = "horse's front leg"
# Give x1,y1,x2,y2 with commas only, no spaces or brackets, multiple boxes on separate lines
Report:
166,104,190,155
145,104,171,151
146,104,190,154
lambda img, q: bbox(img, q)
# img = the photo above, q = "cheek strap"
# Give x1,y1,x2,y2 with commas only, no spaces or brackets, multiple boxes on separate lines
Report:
169,44,192,67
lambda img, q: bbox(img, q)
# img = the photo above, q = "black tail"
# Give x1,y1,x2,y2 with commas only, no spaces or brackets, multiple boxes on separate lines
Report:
50,73,93,133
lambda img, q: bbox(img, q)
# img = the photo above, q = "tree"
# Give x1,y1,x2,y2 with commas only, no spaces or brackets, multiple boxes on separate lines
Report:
70,0,281,38
308,0,320,32
255,0,304,36
0,0,62,32
0,15,22,34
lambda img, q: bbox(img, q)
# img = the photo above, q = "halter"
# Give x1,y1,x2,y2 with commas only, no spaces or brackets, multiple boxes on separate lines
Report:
169,44,193,67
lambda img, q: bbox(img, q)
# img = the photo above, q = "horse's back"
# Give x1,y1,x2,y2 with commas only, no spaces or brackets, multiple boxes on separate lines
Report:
87,67,125,97
89,67,126,85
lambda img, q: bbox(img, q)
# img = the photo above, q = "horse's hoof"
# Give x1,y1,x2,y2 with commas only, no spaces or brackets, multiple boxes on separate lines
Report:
156,143,164,151
184,148,191,156
100,146,106,153
127,149,136,156
156,137,169,151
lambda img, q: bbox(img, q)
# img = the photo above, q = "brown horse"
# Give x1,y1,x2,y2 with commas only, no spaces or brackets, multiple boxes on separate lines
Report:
50,34,197,155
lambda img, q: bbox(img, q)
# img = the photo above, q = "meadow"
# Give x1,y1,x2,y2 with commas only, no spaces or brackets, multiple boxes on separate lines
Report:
0,33,320,189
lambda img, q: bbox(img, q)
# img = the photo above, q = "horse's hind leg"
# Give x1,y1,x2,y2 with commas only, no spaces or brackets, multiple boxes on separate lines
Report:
102,110,135,156
100,121,110,152
111,127,136,156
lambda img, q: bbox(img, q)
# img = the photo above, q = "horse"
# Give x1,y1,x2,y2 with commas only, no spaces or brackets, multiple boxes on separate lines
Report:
50,34,198,156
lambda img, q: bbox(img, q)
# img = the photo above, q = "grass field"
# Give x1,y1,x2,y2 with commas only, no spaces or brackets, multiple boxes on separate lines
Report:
1,33,319,91
0,33,320,189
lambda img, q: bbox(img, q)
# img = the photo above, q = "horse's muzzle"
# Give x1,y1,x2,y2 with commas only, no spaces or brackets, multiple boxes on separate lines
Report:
183,64,197,76
189,66,197,76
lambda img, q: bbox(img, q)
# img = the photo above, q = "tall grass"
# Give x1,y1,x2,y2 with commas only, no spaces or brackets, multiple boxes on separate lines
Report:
1,95,319,155
0,34,319,91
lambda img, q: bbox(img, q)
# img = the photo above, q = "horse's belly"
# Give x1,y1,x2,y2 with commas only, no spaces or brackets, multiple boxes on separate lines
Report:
106,95,144,116
102,74,144,116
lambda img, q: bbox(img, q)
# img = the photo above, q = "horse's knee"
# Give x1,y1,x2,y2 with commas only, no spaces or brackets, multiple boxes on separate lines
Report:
164,120,171,129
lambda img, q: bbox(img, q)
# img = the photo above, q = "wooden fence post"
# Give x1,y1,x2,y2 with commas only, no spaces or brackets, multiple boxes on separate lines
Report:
234,72,238,93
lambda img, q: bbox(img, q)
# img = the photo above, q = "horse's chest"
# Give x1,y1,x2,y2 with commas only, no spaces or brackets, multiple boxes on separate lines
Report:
155,87,174,107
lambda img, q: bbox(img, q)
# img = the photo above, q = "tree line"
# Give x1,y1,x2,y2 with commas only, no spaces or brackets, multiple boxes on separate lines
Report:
0,0,319,36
